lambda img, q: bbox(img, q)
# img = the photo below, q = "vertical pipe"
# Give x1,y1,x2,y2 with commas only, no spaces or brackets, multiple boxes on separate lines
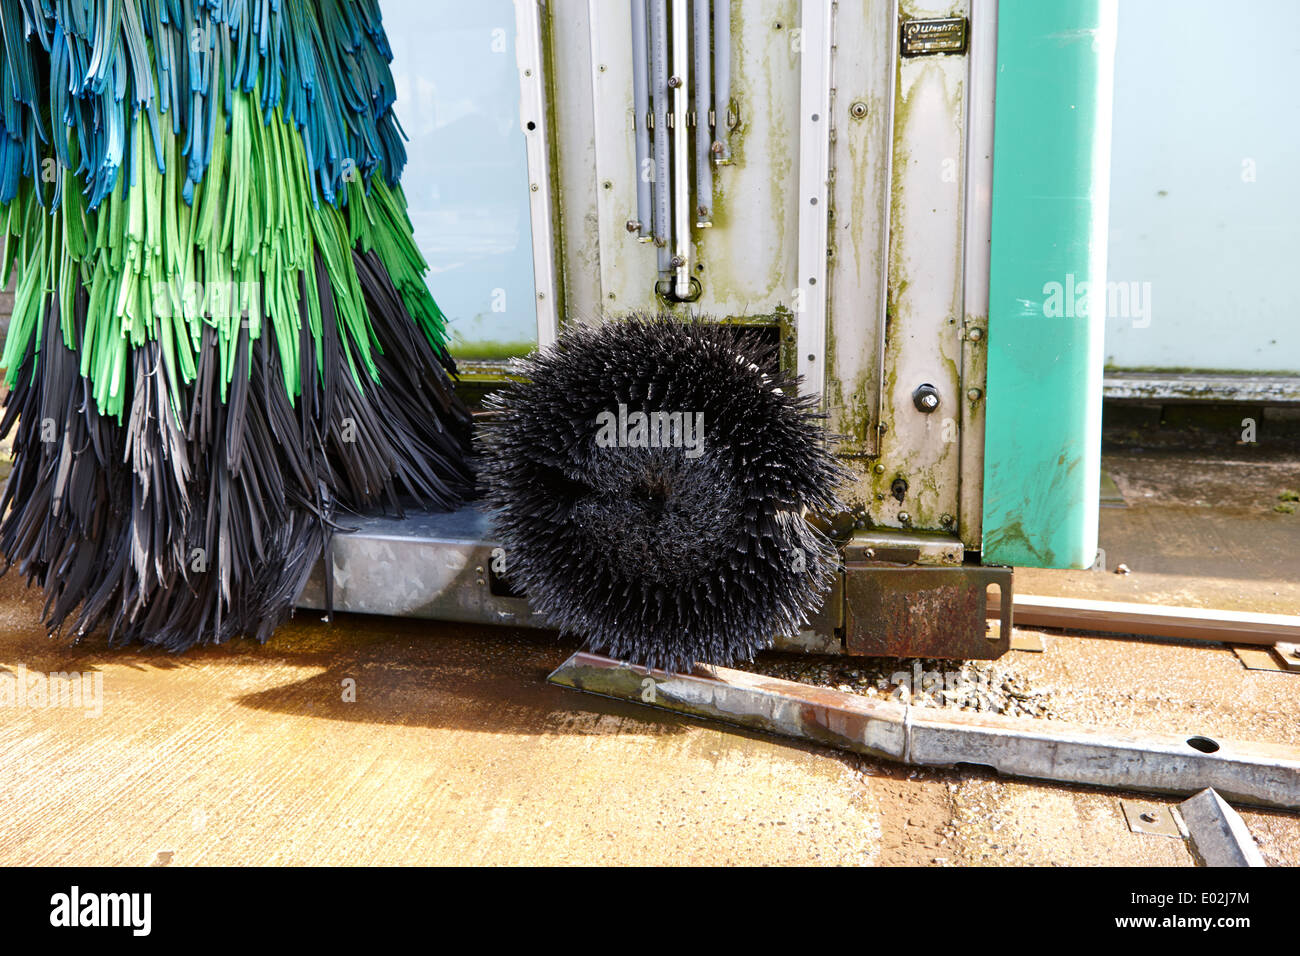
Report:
649,0,672,275
630,0,653,240
692,0,713,226
711,0,731,165
671,0,690,293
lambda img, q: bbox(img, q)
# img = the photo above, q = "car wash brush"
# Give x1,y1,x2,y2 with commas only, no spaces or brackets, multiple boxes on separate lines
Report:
0,0,473,649
477,315,847,672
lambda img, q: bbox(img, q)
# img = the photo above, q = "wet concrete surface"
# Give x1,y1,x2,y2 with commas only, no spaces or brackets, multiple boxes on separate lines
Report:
1018,446,1300,614
0,437,1297,865
0,578,885,865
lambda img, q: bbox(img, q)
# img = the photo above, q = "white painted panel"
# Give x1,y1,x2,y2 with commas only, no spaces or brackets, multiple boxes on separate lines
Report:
1106,0,1300,373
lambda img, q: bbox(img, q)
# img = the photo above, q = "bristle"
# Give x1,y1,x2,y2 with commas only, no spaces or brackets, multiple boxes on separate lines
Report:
0,3,473,650
477,315,847,672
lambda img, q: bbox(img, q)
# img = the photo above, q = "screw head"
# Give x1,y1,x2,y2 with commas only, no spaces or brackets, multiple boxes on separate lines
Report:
850,101,868,119
967,388,983,401
899,511,912,525
874,463,885,474
668,75,682,88
940,513,954,527
626,219,641,233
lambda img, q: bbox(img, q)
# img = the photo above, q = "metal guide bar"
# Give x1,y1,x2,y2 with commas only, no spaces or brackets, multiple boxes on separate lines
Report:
549,651,1300,810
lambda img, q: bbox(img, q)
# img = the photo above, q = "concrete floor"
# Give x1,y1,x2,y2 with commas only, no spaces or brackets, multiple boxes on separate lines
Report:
0,439,1297,865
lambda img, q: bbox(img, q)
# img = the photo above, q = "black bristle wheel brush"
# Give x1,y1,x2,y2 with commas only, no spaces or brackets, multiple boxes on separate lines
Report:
476,315,848,673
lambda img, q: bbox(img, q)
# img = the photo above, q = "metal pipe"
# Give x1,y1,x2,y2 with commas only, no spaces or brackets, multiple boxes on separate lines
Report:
648,0,672,275
671,0,690,293
692,0,712,226
711,0,731,164
630,0,653,241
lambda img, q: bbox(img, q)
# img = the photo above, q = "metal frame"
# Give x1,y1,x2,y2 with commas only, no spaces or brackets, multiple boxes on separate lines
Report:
515,0,560,348
871,0,899,446
957,0,998,547
823,0,895,459
795,0,834,402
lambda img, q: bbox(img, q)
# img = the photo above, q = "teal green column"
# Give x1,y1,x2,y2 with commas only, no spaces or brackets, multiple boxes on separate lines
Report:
982,0,1118,569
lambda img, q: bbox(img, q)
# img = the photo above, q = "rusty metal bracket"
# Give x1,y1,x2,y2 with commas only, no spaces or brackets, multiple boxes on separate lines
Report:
844,563,1012,659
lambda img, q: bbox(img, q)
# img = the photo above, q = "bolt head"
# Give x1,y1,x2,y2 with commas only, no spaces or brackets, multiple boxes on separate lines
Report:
899,512,912,525
912,383,941,413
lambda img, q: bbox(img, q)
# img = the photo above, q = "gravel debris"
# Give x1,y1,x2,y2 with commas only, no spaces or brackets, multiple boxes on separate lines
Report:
738,654,1058,719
